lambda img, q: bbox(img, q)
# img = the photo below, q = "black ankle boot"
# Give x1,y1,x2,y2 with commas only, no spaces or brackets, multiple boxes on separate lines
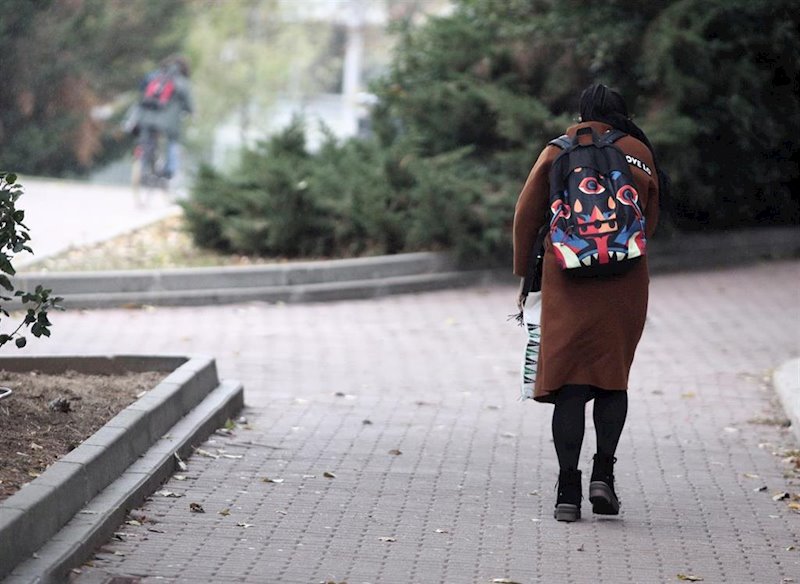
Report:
554,468,582,522
589,453,620,515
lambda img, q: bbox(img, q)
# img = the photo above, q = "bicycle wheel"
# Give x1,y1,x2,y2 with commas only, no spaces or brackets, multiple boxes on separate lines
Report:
131,144,143,203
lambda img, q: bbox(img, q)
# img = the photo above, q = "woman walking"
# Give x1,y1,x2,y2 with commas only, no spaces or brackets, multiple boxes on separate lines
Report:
513,83,667,522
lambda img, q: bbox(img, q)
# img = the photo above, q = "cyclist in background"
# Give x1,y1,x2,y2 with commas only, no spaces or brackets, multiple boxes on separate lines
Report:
137,55,194,182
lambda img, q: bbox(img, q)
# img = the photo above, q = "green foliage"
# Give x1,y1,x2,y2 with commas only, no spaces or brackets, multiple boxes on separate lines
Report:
183,120,332,258
184,0,346,164
0,0,187,175
182,119,509,264
0,173,62,349
641,0,800,229
372,0,800,235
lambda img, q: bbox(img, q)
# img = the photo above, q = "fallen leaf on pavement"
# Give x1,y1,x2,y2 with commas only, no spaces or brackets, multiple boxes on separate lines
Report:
195,448,219,459
262,477,284,484
743,473,759,479
378,536,396,542
491,579,523,584
434,528,449,534
677,575,704,581
236,522,253,528
218,508,231,516
362,419,373,425
755,486,768,492
221,454,243,459
128,511,149,523
388,449,402,456
323,471,336,478
788,502,800,511
125,520,142,526
577,544,584,552
189,502,205,513
156,490,183,498
173,475,187,481
773,492,790,501
680,392,696,399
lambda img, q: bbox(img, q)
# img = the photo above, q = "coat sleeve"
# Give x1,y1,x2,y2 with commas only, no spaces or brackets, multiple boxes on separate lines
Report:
513,146,554,277
644,165,660,239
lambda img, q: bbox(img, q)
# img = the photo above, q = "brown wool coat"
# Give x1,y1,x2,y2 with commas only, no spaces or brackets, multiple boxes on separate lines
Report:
513,121,660,402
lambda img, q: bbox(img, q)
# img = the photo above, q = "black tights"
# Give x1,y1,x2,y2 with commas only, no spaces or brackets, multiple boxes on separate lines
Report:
552,384,628,471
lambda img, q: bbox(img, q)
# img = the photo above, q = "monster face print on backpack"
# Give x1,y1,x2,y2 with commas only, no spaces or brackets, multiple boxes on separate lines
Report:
547,127,647,277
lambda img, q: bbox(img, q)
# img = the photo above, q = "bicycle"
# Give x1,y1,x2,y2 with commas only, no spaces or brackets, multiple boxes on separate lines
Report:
131,127,170,205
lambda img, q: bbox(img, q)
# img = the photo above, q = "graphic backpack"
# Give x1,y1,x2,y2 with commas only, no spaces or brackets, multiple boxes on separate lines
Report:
140,72,175,110
547,126,647,276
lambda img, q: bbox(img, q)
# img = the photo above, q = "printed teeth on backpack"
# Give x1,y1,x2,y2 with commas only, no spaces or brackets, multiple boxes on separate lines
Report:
579,251,625,266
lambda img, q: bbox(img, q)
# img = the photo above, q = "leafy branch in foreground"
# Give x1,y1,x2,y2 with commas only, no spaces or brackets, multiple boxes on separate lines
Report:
0,172,62,348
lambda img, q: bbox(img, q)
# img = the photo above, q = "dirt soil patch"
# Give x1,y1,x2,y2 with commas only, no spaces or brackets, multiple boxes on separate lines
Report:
0,369,165,502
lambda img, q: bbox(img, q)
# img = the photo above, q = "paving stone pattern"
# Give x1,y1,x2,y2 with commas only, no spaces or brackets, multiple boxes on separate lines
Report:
17,261,800,583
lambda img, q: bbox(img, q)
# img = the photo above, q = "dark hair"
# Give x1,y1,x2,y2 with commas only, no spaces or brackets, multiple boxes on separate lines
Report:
172,55,191,78
579,83,670,211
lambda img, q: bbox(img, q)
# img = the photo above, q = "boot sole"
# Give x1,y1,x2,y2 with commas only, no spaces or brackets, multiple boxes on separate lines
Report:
589,481,620,515
553,504,581,522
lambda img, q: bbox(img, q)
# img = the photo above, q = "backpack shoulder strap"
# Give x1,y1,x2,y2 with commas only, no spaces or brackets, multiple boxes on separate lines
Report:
600,129,627,145
548,134,572,150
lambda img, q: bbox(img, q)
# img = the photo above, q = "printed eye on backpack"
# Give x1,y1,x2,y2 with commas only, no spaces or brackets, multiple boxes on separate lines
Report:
547,127,647,276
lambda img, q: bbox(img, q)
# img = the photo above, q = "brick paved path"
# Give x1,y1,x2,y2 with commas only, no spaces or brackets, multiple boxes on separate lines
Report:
18,261,800,583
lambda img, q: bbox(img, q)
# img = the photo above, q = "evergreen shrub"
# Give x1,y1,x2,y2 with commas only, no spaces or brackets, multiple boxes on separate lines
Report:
182,119,507,264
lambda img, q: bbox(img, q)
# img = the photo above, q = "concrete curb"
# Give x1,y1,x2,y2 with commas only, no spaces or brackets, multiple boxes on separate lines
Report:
646,226,800,273
14,251,459,309
0,355,243,581
20,271,488,309
11,226,800,309
774,358,800,445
